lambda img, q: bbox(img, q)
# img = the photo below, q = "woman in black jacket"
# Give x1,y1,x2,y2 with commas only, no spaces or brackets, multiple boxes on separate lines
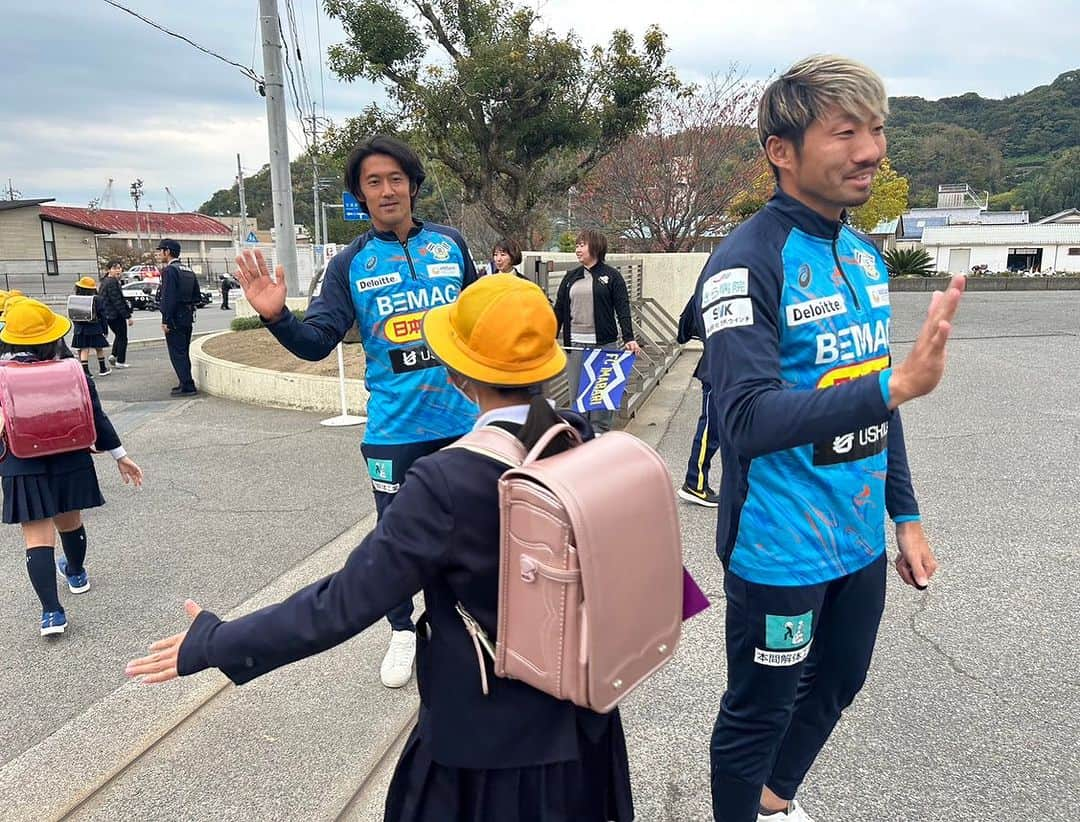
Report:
126,274,633,821
552,230,640,433
1,300,143,636
100,260,134,368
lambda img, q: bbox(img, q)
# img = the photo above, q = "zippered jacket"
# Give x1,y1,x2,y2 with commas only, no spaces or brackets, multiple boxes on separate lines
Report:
265,221,478,446
695,189,919,586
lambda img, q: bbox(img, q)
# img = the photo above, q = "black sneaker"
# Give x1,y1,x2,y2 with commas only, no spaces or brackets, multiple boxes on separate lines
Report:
169,386,183,395
178,387,199,396
678,483,720,508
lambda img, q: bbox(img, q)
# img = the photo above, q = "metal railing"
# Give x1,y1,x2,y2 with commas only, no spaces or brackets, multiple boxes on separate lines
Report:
522,255,682,419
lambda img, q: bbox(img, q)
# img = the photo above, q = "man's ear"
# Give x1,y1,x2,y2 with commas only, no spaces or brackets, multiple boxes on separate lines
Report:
765,135,796,176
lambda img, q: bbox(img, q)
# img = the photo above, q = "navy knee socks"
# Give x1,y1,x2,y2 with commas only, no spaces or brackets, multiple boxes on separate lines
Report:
26,547,62,612
59,526,87,576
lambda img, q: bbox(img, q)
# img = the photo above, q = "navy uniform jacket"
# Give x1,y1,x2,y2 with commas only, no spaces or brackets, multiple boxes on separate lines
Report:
159,262,200,328
0,363,121,476
695,188,919,586
178,413,615,769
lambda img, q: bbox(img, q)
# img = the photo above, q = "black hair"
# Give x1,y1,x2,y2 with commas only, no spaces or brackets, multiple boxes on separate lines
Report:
0,338,75,361
345,135,426,210
106,259,122,270
492,237,523,267
74,284,96,296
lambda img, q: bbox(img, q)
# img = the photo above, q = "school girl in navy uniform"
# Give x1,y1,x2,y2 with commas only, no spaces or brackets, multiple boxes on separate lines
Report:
71,276,112,376
127,274,634,821
1,300,143,635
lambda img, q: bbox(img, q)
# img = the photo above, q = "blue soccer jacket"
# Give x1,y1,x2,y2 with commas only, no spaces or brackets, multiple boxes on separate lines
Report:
696,189,920,587
266,221,478,446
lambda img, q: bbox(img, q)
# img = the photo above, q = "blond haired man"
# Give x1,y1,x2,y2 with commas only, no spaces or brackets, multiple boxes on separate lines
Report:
695,55,965,821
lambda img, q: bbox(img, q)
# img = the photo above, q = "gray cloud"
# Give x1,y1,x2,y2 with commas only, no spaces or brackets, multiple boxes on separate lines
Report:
2,0,1077,211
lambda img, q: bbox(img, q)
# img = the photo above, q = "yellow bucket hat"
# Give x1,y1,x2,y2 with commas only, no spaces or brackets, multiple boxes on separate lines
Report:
0,299,72,345
423,273,566,386
0,293,28,318
76,276,98,289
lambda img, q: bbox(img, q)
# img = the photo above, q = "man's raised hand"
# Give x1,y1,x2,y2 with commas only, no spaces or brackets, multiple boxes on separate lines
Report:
234,249,288,322
888,275,966,409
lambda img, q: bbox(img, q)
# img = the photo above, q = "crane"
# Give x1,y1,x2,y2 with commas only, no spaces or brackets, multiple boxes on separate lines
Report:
164,187,186,213
89,178,114,211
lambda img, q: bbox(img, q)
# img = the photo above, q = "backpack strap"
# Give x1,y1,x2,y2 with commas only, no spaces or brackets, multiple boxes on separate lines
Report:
448,425,526,468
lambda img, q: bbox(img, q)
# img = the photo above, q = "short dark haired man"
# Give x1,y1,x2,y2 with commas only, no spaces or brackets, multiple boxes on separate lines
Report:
101,260,134,369
697,55,965,822
233,134,479,689
157,239,200,396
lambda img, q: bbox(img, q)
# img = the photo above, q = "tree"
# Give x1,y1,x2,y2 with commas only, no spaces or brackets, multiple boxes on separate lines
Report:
323,0,674,240
849,158,909,232
725,166,774,225
888,124,1002,206
883,247,934,277
1015,147,1080,219
574,70,762,252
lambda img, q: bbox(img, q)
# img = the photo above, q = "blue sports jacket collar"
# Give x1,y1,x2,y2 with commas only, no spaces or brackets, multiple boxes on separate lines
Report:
765,187,845,240
370,219,425,243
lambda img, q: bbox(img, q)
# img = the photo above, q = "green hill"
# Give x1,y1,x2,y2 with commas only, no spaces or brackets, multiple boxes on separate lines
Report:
886,69,1080,212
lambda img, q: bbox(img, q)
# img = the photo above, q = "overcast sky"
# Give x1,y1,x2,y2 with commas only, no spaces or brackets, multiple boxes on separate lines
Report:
2,0,1076,213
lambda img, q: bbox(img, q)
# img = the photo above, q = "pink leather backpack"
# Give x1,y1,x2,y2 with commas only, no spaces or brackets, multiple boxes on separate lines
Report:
453,423,683,713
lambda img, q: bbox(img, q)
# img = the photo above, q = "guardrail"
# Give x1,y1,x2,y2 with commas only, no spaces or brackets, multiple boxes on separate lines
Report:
522,255,682,420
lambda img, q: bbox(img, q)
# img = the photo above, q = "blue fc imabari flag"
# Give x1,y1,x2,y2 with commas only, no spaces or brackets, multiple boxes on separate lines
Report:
575,348,636,412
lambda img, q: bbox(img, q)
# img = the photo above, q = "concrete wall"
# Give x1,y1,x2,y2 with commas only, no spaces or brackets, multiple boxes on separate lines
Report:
232,296,310,319
524,251,708,318
0,207,96,278
929,243,1080,274
191,332,368,415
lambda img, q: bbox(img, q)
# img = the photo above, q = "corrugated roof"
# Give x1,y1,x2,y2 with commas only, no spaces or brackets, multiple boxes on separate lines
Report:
921,224,1080,245
39,206,232,237
1037,208,1080,224
0,198,54,212
869,216,902,235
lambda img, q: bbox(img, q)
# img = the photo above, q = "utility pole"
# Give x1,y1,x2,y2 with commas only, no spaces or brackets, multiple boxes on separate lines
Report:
310,109,321,248
130,178,144,251
259,0,299,292
237,153,249,243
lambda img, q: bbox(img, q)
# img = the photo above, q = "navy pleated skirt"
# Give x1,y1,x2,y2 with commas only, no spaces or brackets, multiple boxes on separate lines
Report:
72,330,109,349
383,716,634,822
2,466,105,523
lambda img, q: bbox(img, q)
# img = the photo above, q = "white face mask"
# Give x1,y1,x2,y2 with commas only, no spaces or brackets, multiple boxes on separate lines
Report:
451,377,478,409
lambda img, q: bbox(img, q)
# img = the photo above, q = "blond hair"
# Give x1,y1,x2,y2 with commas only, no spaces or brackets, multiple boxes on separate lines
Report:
757,54,888,157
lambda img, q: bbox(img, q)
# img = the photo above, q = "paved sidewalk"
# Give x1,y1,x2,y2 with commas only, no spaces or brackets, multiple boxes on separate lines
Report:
1,291,1077,821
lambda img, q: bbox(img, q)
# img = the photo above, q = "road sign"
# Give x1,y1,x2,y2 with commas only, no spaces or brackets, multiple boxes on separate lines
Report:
245,231,258,244
342,192,368,221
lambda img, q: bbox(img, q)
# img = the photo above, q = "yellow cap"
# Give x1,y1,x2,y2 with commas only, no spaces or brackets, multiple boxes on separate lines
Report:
76,276,98,290
422,273,566,386
0,299,72,345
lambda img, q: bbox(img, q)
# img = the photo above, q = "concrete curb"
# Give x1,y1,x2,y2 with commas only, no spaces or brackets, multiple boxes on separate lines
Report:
190,331,369,416
124,330,217,352
0,515,377,822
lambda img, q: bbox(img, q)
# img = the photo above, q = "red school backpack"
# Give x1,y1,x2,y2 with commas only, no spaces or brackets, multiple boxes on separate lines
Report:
0,359,97,458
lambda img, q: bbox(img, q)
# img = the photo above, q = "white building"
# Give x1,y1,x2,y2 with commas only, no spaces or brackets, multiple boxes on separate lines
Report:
921,210,1080,273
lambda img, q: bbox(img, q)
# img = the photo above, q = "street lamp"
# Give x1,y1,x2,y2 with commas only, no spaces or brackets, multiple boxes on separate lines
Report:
130,178,144,251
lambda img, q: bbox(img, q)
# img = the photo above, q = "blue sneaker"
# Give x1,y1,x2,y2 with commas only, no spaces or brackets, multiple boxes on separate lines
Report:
57,558,90,594
41,610,67,636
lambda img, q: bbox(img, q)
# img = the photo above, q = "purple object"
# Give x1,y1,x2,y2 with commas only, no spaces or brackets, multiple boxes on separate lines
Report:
682,567,710,620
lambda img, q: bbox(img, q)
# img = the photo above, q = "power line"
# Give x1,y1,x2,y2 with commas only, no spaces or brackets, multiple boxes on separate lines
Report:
101,0,262,86
278,18,311,150
314,0,327,118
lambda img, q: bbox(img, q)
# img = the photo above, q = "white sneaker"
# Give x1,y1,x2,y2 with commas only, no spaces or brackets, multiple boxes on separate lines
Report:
380,630,416,688
113,361,130,369
757,800,816,822
756,799,812,816
107,355,117,366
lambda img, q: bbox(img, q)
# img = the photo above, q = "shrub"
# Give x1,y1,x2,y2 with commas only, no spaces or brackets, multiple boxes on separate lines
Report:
230,309,304,331
883,247,935,277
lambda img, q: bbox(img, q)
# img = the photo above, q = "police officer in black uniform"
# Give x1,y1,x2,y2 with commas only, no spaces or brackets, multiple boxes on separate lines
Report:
156,239,199,396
